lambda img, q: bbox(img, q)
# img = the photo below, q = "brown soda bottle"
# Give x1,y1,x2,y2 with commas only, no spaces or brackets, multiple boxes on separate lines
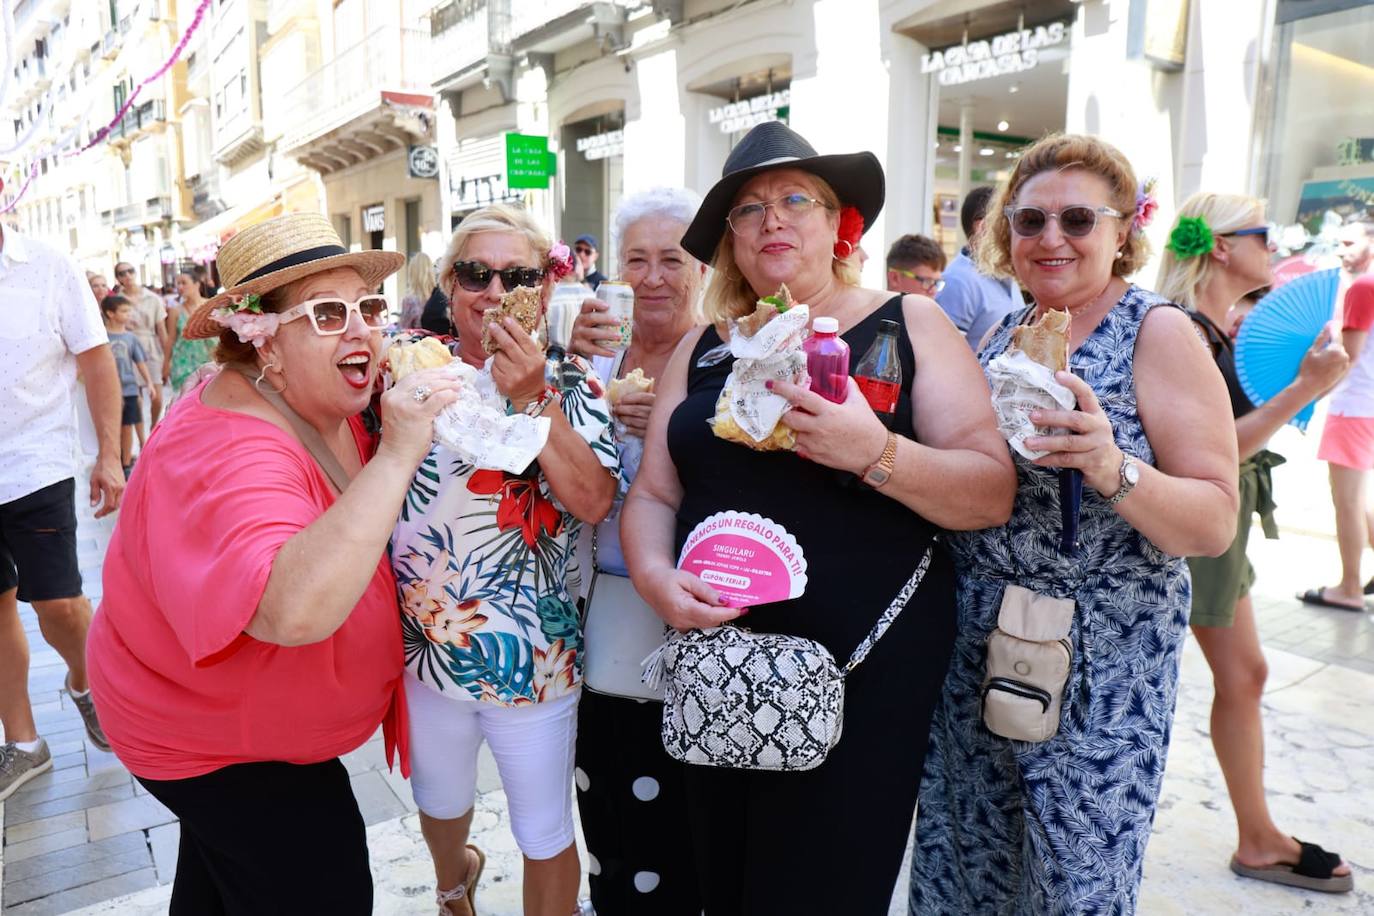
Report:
854,319,902,427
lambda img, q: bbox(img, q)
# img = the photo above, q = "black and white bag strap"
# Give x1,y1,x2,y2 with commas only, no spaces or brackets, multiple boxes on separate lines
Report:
842,540,936,675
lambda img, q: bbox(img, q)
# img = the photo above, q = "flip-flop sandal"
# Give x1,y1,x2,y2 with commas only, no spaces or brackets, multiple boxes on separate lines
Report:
465,844,486,915
1230,839,1354,893
1296,587,1368,612
1364,576,1374,595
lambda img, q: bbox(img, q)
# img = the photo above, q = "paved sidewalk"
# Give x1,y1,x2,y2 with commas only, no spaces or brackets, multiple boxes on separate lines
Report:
4,407,1371,914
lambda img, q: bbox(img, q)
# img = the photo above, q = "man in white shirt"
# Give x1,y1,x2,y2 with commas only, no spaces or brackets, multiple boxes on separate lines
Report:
114,261,168,428
0,224,125,800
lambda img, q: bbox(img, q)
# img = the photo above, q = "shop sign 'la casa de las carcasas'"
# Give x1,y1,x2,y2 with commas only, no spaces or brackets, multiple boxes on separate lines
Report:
921,21,1069,86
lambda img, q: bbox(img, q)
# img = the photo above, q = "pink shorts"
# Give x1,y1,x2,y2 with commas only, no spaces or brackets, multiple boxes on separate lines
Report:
1318,414,1374,470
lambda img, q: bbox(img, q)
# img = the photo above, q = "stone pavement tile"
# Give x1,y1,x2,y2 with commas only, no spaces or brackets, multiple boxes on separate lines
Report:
2,868,158,916
82,748,125,778
146,823,179,884
2,812,85,847
2,827,90,865
2,784,134,828
6,763,93,796
4,831,147,885
378,764,419,814
85,795,175,842
8,770,130,807
341,735,388,776
4,849,151,908
1141,640,1374,914
350,771,407,827
47,751,84,775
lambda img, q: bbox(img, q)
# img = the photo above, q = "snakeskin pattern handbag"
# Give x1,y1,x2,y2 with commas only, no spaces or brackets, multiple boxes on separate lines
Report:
643,543,935,772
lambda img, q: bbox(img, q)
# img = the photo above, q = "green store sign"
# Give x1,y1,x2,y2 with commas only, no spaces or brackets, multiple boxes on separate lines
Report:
506,133,556,189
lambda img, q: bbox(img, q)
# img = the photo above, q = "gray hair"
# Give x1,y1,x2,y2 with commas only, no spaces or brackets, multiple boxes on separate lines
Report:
612,187,704,259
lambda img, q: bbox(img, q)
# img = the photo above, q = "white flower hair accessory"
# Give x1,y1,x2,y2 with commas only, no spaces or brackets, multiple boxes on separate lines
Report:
210,293,280,348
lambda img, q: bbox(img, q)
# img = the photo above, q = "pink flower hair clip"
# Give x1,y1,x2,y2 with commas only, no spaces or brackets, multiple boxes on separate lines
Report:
548,241,575,281
210,293,280,348
1133,178,1159,234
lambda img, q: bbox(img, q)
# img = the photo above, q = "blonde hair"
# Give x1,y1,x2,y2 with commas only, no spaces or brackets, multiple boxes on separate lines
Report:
701,173,859,325
437,204,553,297
1155,193,1266,310
977,133,1149,281
406,252,434,299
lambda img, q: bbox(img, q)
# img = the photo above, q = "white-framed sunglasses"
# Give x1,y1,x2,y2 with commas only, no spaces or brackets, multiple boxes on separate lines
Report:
277,295,391,335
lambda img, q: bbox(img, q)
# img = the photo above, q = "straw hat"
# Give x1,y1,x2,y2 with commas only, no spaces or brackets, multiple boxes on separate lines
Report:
183,212,406,340
681,120,885,264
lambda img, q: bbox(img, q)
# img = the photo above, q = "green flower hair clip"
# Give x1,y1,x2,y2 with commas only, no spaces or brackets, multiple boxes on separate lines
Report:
227,292,264,314
1166,216,1215,260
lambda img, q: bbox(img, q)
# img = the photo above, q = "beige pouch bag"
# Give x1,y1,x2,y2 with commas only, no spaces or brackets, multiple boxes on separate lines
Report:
981,585,1075,743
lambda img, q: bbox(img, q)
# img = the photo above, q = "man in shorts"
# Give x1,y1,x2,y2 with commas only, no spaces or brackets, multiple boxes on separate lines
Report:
1,224,125,800
1305,223,1374,610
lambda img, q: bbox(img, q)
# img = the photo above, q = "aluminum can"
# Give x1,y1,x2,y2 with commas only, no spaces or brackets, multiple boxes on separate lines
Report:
599,280,635,351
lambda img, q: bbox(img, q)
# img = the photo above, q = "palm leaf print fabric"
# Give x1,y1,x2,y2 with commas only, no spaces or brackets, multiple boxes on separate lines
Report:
391,353,619,706
912,287,1190,915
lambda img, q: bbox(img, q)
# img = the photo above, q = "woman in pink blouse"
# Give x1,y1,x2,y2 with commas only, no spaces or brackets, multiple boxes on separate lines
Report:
86,213,460,915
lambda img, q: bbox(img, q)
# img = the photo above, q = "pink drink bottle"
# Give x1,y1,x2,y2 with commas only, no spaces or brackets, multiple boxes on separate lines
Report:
804,316,850,403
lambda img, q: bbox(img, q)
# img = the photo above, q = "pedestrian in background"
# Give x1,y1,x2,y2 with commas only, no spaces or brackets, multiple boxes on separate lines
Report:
1157,192,1353,894
567,186,707,916
391,204,617,916
1305,218,1374,610
912,134,1240,915
100,294,154,476
400,252,436,329
884,232,946,297
574,233,608,289
0,222,123,803
86,213,458,915
88,272,110,304
935,185,1025,349
114,261,169,432
625,121,1014,913
165,270,218,397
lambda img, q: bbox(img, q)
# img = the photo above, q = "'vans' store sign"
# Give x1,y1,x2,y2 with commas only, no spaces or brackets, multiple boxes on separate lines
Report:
922,22,1068,86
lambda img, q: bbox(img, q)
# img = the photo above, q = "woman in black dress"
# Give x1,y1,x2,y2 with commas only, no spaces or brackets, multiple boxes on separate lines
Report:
621,122,1016,912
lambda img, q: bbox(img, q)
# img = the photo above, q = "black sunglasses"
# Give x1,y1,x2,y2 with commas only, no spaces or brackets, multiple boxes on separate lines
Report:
451,260,545,293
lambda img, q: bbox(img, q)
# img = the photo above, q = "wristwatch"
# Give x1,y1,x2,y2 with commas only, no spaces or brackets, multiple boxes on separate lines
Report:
861,432,899,489
1107,453,1140,506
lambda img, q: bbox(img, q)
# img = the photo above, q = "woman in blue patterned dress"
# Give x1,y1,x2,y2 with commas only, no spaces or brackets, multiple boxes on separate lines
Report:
390,205,618,916
911,135,1241,914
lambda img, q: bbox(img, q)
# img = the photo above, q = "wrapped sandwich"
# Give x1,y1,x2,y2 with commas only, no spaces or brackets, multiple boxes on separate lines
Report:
986,308,1076,460
709,285,810,451
387,336,453,383
482,285,543,354
607,367,654,406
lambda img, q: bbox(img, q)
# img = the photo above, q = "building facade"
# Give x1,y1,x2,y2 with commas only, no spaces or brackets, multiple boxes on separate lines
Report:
422,0,1372,283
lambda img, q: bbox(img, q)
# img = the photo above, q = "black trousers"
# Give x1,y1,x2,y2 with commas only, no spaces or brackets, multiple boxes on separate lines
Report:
137,758,371,915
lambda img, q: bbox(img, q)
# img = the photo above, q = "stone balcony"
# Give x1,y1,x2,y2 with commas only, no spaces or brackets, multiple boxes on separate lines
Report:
279,26,434,175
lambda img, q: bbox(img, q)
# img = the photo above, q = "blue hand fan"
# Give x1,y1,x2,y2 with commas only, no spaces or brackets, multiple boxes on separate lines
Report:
1235,268,1340,432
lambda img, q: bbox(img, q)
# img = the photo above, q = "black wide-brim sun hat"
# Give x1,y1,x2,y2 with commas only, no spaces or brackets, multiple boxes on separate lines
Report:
681,120,885,264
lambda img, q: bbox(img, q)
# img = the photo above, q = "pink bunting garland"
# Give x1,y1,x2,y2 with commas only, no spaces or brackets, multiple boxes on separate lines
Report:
0,0,213,215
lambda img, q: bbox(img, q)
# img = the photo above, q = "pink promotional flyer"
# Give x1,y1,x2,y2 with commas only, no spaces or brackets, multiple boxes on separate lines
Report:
677,511,808,608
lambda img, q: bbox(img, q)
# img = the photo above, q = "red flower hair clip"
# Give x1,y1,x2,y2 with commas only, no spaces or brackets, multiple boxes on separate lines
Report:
547,242,575,281
835,206,864,260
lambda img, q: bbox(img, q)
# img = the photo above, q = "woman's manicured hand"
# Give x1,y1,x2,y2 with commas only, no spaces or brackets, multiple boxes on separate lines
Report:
487,317,548,410
1025,371,1124,496
378,368,461,466
769,377,889,475
570,298,621,359
642,567,744,631
1295,327,1349,398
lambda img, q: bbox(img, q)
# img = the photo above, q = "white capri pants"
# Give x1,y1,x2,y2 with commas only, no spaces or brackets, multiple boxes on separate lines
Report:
404,671,579,860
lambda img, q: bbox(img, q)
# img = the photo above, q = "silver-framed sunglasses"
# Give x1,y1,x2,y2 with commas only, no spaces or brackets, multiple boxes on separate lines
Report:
1004,205,1125,239
277,295,391,335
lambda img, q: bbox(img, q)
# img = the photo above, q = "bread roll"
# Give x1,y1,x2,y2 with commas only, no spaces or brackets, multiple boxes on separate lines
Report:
607,367,654,406
387,336,453,382
482,285,543,354
1010,308,1071,372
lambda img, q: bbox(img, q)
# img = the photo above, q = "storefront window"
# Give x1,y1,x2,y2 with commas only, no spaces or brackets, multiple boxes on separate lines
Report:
1262,2,1374,233
559,108,625,275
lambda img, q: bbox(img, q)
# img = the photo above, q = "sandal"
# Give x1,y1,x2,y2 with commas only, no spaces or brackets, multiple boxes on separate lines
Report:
436,845,487,916
1296,587,1368,612
1229,839,1354,893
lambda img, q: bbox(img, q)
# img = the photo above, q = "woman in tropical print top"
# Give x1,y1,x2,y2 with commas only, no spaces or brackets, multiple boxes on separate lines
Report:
390,205,617,916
